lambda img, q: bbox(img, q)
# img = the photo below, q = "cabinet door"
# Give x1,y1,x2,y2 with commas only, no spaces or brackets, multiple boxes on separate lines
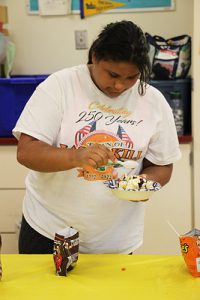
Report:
0,146,28,188
0,190,24,254
1,234,18,254
135,144,192,255
0,190,24,232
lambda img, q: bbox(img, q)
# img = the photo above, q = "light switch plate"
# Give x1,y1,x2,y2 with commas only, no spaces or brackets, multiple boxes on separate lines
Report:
75,30,88,50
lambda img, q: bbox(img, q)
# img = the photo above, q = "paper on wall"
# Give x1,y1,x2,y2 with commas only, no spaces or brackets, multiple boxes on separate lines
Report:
38,0,71,15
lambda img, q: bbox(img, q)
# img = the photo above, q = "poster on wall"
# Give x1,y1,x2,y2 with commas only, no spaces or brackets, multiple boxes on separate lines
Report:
26,0,39,14
26,0,175,16
26,0,71,15
75,0,175,15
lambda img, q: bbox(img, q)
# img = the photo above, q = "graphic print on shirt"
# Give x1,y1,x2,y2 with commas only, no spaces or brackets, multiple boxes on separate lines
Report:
59,99,144,181
75,101,143,127
74,121,142,181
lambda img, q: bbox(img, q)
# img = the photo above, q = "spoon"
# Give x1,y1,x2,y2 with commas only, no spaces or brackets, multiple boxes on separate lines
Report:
107,159,139,169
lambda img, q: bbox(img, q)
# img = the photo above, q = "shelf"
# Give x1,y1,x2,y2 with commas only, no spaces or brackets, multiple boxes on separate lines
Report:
178,135,192,143
0,137,18,145
0,135,193,145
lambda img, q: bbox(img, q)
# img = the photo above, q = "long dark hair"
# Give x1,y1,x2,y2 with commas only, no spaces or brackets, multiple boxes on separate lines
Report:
88,20,151,95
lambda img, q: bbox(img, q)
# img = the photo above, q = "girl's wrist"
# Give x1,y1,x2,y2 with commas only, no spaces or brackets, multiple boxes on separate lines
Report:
63,147,79,169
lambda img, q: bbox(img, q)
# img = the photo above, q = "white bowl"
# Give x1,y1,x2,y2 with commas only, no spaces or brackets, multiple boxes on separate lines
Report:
105,177,161,202
111,189,155,202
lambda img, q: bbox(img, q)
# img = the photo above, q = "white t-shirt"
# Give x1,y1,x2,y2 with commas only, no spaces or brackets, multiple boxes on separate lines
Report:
13,64,181,254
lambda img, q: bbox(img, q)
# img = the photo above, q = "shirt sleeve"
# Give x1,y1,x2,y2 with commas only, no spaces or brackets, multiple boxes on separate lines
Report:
12,74,63,146
145,94,182,165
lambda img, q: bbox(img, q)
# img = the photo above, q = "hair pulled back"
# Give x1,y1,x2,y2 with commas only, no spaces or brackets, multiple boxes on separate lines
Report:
88,20,151,95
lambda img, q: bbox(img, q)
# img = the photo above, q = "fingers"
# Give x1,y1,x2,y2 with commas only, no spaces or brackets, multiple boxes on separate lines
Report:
89,144,115,166
76,143,115,169
86,144,114,168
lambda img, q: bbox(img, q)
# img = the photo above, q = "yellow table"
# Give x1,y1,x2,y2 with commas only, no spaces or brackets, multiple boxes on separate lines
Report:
0,254,200,300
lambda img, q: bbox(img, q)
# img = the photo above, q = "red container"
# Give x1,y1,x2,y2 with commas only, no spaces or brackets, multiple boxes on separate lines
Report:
179,229,200,277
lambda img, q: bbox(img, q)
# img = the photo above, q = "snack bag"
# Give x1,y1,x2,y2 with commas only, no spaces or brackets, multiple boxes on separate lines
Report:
0,235,2,280
53,227,79,276
179,228,200,277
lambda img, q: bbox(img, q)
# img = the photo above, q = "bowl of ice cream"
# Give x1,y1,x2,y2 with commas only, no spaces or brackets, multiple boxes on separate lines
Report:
105,175,161,202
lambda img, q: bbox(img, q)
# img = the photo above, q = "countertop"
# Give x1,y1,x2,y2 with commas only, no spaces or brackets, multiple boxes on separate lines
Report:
0,254,200,300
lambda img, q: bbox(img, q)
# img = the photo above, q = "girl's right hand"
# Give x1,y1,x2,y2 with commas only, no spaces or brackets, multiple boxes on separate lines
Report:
73,143,116,169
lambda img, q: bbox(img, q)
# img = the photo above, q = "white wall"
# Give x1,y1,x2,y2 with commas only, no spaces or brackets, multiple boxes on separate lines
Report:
0,0,195,254
2,0,194,75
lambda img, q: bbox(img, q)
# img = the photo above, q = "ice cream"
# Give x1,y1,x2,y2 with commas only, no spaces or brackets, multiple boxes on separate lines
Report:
106,175,161,191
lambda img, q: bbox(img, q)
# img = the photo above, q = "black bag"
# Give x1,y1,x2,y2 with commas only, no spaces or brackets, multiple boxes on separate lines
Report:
145,33,191,80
